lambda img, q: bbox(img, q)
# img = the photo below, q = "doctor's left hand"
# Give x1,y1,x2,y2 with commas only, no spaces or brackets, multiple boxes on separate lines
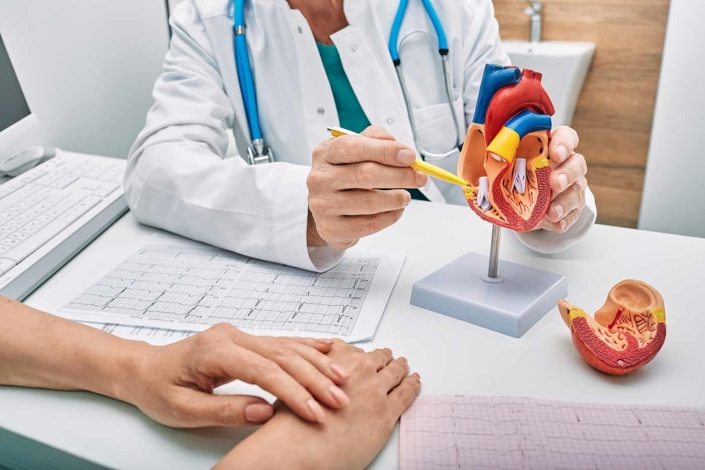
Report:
119,324,351,428
307,126,428,249
534,126,589,233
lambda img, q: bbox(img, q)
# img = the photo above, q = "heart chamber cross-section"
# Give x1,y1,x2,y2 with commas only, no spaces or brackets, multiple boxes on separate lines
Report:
558,280,667,375
458,64,555,232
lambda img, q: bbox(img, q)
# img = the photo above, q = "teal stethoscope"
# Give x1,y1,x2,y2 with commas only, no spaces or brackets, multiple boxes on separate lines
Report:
233,0,463,165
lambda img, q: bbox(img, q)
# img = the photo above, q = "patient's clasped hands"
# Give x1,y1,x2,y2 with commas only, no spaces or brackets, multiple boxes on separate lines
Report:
0,299,420,469
121,326,420,468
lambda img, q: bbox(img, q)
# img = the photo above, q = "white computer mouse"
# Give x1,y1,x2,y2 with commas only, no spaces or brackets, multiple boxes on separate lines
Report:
0,146,53,177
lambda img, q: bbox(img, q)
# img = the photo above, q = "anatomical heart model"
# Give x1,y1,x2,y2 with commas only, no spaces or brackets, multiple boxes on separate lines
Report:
458,64,554,231
558,280,667,375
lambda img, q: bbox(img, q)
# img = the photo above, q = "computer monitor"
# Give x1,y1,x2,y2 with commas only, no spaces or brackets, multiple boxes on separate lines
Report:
0,32,41,162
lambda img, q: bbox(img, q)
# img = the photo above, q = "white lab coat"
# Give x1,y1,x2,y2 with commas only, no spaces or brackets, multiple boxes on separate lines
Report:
125,0,597,272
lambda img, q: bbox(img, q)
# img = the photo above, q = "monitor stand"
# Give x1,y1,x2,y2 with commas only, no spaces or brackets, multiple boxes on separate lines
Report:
410,225,567,338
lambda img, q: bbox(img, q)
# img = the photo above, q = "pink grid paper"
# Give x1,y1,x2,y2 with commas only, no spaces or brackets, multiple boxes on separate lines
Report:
400,395,705,470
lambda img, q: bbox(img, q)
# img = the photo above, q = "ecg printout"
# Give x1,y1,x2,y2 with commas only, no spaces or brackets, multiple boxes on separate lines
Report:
400,395,705,470
56,234,404,342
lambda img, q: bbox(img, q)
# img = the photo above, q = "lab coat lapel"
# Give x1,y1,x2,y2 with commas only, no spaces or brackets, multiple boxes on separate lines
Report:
283,9,339,155
201,14,251,159
334,0,445,203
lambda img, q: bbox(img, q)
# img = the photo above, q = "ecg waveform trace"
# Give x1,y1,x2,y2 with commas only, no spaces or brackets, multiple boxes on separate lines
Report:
65,244,380,335
400,395,705,470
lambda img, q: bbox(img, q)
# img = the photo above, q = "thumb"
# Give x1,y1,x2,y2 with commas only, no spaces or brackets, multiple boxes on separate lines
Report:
177,392,274,428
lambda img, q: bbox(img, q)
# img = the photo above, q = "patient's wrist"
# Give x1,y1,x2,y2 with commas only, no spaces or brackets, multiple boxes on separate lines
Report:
97,339,152,404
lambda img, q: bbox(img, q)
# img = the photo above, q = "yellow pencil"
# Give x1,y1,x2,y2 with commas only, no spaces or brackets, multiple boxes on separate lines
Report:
326,126,472,189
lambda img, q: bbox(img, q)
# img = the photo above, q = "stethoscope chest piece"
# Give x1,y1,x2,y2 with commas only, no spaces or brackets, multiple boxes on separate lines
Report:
246,139,274,165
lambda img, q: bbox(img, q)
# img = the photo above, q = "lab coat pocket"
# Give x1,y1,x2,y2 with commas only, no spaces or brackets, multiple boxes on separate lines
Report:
411,90,464,157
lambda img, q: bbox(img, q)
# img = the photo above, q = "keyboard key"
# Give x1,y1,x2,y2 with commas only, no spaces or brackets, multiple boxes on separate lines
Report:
9,232,30,241
0,258,16,275
1,238,21,247
59,196,103,223
7,220,24,229
1,220,69,264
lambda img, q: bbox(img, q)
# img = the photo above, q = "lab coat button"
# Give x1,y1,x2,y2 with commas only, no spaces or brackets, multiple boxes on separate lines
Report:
387,117,394,125
317,107,325,115
298,26,303,34
351,44,358,52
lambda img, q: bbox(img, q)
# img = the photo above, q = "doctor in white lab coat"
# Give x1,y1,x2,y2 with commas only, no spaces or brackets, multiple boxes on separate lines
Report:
126,0,596,272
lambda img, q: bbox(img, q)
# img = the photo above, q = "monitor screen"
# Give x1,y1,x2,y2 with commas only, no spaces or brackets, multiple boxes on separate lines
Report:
0,33,31,133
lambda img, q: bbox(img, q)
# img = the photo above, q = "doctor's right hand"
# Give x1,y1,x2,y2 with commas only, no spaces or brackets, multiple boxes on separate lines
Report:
306,126,428,249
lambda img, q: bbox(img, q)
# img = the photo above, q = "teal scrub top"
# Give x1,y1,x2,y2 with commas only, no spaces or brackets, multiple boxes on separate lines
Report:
316,42,426,201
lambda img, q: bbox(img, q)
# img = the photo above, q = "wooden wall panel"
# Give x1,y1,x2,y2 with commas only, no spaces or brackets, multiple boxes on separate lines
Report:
492,0,670,227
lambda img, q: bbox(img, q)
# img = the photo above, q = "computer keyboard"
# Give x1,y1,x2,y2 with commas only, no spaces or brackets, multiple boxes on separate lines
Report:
0,150,127,300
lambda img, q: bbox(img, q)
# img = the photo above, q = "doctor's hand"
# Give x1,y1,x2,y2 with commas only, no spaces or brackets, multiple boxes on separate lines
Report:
534,126,589,233
306,126,428,249
121,324,351,428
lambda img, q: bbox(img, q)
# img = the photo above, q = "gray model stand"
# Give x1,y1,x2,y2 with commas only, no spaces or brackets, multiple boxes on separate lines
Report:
410,225,567,338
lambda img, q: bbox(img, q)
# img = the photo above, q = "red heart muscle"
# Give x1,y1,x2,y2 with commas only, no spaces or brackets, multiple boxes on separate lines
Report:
457,65,555,232
558,280,667,375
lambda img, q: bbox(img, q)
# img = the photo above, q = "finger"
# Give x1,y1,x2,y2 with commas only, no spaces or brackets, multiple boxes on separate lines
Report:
235,336,349,401
368,348,394,371
326,135,417,167
273,349,351,409
548,207,583,233
329,209,406,242
325,189,411,216
360,125,396,141
165,391,273,428
289,341,351,384
295,338,335,354
377,357,409,392
549,153,587,196
333,163,426,190
388,373,422,417
546,177,587,223
227,346,327,424
548,126,579,165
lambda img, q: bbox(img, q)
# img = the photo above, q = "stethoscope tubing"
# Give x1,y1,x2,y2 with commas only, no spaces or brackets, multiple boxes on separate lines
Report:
390,0,462,161
235,0,461,163
234,0,262,142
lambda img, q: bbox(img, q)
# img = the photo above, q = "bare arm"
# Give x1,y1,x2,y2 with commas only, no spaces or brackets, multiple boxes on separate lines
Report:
0,296,352,427
0,296,141,400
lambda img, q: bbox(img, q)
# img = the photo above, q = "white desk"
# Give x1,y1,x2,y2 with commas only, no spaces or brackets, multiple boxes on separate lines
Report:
1,200,704,469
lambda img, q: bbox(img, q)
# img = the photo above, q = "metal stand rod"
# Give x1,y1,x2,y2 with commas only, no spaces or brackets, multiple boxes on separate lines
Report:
488,225,502,278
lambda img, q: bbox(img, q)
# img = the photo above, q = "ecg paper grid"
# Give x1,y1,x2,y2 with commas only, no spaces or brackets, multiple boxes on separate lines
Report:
400,395,705,470
62,243,380,336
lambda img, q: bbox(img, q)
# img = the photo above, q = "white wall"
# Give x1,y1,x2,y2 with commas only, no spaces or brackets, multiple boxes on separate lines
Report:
639,0,705,237
0,0,169,159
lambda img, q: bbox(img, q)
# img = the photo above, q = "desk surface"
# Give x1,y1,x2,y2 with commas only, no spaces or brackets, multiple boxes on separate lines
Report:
1,200,704,469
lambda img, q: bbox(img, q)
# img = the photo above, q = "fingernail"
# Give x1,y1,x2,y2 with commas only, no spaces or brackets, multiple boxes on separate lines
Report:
557,174,568,191
412,373,421,382
560,219,567,231
557,145,567,162
404,191,412,206
398,149,416,165
307,399,326,423
554,204,564,219
329,385,351,407
415,171,427,186
331,363,350,381
245,403,274,423
316,339,333,346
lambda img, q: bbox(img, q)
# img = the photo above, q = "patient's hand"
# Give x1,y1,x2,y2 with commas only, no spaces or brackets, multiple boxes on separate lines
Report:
121,324,351,428
219,339,421,470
